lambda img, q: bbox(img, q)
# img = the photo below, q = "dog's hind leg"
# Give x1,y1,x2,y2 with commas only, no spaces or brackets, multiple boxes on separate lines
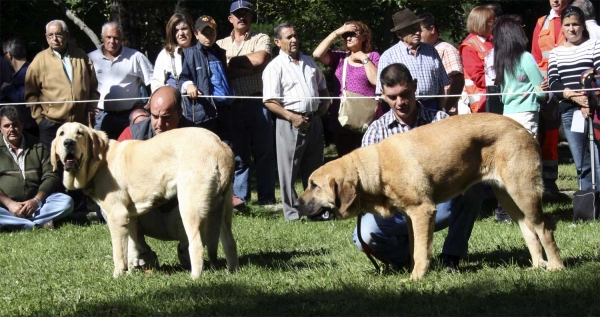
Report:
404,204,436,281
201,195,223,269
220,184,239,272
178,186,206,280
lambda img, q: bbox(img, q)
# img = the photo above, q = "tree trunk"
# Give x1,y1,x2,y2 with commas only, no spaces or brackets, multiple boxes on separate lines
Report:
51,0,101,48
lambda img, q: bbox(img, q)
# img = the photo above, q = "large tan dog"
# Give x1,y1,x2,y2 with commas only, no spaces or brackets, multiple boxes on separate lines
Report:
296,113,564,280
51,123,238,279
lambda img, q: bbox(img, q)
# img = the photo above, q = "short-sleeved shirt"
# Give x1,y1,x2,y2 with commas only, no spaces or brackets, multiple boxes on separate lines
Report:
328,50,380,97
376,41,449,95
362,104,448,146
262,50,327,113
433,40,463,77
216,30,271,96
88,46,154,111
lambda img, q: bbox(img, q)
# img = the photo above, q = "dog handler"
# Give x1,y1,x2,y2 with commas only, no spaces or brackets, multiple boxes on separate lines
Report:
352,63,484,270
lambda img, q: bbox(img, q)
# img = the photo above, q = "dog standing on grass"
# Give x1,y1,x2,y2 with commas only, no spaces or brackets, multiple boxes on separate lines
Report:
51,123,239,279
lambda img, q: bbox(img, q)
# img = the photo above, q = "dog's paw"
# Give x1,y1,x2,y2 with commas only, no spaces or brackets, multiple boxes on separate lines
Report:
113,268,126,278
546,261,566,271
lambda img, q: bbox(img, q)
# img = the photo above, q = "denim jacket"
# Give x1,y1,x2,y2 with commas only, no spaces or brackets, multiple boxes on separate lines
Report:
179,43,228,125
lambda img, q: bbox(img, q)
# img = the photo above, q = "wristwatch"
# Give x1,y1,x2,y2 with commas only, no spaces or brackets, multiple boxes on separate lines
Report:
33,197,43,209
361,57,370,65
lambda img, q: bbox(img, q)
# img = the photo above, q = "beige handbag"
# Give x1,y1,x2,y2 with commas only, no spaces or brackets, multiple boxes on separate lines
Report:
338,56,378,133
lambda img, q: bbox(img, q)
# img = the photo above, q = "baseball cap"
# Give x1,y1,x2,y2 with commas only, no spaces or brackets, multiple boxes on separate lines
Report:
195,15,217,31
230,0,252,13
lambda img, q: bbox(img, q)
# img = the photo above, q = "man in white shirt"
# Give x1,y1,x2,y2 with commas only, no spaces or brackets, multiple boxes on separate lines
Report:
262,22,330,221
573,0,600,40
88,21,153,139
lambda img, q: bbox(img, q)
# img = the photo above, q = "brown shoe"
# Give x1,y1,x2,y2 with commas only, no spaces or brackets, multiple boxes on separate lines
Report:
232,195,246,210
38,220,54,229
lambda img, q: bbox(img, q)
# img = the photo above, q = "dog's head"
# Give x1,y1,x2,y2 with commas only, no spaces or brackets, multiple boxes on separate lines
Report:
50,122,109,190
296,159,360,219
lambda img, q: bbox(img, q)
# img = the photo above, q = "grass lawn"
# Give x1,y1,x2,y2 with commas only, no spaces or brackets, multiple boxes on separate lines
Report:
1,146,599,316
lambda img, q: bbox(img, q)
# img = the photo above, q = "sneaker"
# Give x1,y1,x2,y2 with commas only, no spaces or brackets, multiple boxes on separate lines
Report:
307,209,335,221
439,253,460,273
494,205,512,223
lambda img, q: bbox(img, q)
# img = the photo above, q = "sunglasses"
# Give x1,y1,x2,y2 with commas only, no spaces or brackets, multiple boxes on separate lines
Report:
341,31,359,39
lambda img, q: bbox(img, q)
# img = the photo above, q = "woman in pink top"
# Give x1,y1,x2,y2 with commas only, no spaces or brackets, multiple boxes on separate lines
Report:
313,21,380,157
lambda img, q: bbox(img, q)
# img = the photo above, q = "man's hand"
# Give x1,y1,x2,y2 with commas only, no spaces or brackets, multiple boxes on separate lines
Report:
5,200,24,217
290,113,310,131
17,199,38,218
1,82,9,90
187,84,202,99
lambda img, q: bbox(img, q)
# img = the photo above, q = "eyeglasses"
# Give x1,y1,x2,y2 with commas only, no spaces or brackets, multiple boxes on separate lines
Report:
341,31,358,39
46,32,66,39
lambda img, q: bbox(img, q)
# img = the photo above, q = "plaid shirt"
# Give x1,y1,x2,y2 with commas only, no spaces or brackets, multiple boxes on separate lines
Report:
216,30,271,96
434,40,463,76
361,104,448,147
376,42,449,95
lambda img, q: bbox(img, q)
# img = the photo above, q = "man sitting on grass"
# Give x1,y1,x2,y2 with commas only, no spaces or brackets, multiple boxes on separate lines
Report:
0,105,73,231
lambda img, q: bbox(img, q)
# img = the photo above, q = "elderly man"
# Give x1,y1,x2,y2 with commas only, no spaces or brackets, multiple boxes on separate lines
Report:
216,0,276,209
418,13,464,114
25,20,98,147
88,21,153,140
1,37,37,136
262,23,331,221
532,0,570,201
353,63,483,271
377,9,449,112
0,106,73,231
116,86,194,268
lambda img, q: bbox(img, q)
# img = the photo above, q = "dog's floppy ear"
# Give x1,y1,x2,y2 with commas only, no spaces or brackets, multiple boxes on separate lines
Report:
50,132,59,172
336,179,359,217
87,126,109,161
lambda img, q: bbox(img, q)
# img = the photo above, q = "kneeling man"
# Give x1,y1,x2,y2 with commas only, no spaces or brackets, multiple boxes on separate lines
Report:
353,63,483,270
0,106,73,230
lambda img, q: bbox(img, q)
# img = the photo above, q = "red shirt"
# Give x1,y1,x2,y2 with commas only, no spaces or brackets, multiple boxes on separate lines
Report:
117,127,132,141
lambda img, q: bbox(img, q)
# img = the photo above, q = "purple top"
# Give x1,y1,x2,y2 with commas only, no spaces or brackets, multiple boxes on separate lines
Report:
327,50,380,131
329,50,380,97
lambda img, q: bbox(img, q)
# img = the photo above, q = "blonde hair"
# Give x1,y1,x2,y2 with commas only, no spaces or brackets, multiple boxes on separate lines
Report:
467,6,495,35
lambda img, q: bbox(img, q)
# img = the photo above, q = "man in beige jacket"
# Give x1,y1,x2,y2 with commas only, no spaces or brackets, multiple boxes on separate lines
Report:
25,20,99,147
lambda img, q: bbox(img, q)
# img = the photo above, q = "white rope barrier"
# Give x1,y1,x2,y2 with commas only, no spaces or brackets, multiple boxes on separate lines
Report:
1,87,600,107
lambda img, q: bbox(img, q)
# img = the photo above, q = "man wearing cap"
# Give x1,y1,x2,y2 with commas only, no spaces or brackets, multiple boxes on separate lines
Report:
216,0,276,209
88,21,154,140
377,9,449,112
262,22,331,221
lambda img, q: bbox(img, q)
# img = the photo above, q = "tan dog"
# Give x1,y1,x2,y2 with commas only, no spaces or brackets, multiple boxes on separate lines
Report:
51,122,238,279
296,113,564,280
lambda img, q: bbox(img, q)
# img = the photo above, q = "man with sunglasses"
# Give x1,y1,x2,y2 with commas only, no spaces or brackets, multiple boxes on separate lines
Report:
24,20,99,147
216,0,276,210
376,9,449,112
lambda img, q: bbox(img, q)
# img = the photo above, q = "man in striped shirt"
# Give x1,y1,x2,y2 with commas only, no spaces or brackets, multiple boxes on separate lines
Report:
376,9,450,112
354,63,482,271
262,23,331,221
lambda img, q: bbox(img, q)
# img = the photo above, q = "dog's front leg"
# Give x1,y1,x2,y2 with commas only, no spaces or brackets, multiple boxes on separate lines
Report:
106,209,130,278
405,204,436,281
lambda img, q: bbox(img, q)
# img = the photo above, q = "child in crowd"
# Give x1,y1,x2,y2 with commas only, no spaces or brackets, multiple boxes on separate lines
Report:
179,15,233,145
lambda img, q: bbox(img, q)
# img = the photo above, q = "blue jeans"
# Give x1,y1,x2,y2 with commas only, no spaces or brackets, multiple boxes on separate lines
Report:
230,97,276,204
561,107,600,190
95,109,132,140
0,193,74,230
352,183,483,265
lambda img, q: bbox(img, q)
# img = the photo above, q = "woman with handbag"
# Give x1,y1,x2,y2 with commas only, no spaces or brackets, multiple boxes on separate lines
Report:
313,21,380,157
151,13,196,93
548,5,600,191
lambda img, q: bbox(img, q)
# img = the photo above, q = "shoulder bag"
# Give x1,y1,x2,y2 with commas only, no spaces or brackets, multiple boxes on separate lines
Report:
338,55,378,133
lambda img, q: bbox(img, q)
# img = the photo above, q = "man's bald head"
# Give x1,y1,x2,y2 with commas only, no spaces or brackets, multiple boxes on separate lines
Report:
149,86,183,134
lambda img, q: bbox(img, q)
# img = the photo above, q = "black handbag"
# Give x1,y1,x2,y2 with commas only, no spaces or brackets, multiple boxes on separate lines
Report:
573,69,600,222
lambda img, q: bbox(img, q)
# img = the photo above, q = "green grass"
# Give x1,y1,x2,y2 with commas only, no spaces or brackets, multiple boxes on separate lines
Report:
1,154,598,316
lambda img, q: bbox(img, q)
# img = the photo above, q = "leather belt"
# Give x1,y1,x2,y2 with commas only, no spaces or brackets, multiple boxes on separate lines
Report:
288,110,317,120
